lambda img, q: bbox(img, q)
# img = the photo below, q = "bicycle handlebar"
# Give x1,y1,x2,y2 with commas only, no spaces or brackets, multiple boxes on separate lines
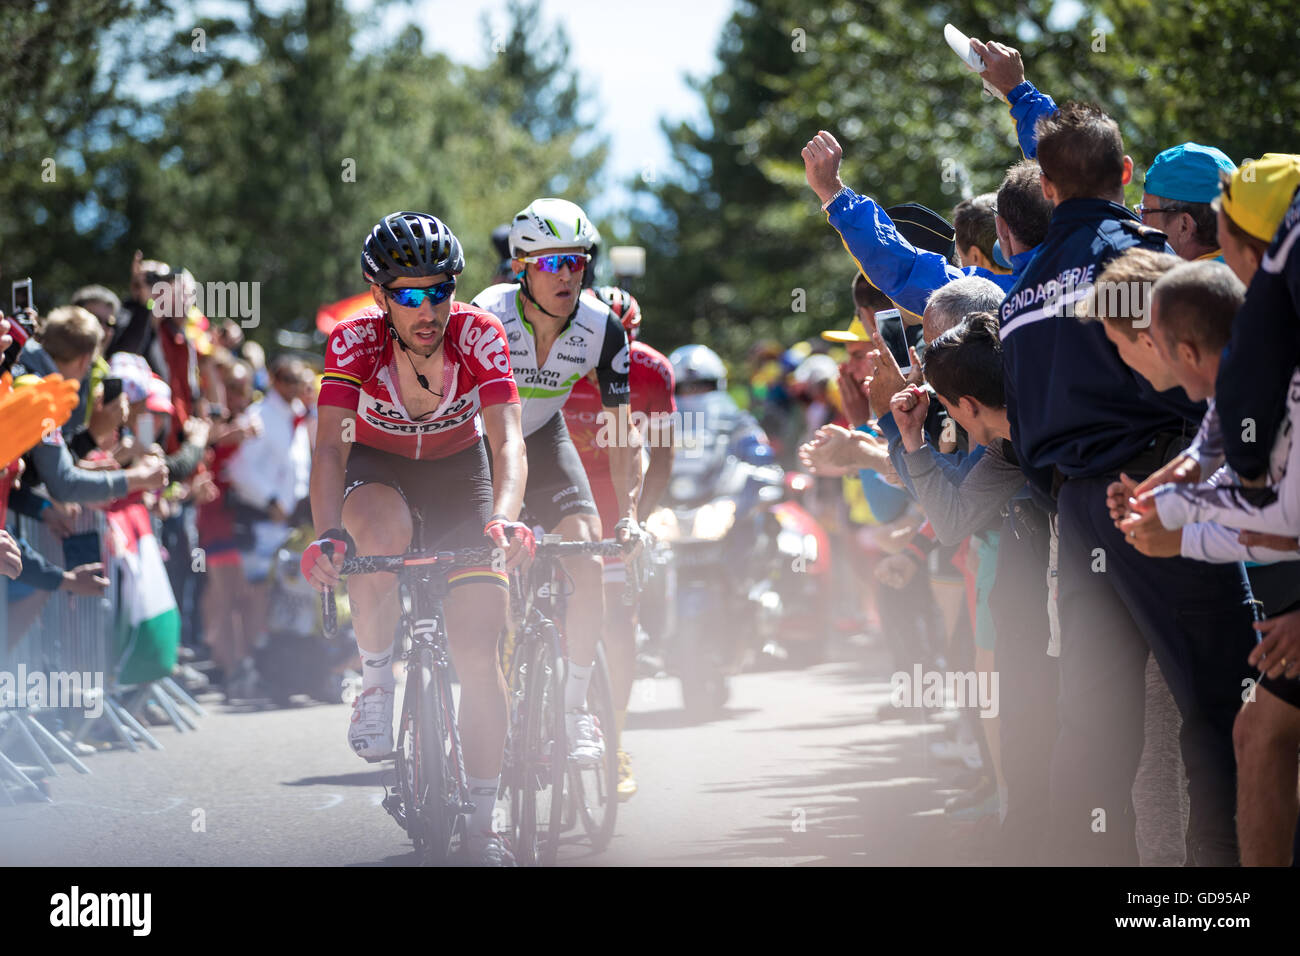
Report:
320,537,658,637
533,539,628,558
320,546,498,636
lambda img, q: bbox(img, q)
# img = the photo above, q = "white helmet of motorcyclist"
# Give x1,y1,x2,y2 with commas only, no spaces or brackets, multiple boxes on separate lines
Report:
792,353,838,388
670,344,727,394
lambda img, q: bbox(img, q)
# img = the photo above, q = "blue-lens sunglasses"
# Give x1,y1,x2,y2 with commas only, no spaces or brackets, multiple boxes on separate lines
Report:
385,278,456,308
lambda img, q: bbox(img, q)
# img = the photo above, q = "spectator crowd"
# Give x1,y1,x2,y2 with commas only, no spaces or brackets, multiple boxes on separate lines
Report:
1,251,324,710
787,36,1300,866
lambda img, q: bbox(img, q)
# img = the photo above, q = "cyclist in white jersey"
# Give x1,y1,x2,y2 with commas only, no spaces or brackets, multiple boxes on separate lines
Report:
472,197,645,767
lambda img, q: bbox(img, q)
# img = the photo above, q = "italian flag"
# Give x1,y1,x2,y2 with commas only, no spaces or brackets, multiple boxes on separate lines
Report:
106,501,180,685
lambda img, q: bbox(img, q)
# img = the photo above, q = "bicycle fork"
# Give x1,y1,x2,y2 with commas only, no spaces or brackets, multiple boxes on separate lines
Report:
420,608,477,819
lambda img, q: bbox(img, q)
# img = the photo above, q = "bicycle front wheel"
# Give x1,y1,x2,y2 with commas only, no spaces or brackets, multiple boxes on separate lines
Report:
412,654,454,865
570,641,618,851
518,635,567,866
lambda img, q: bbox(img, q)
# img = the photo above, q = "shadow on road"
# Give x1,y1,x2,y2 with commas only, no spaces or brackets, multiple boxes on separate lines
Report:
684,732,986,865
667,648,993,866
282,769,390,788
626,705,760,731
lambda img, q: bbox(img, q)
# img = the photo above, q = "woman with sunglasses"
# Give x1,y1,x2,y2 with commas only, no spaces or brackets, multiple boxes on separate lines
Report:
472,197,646,774
302,210,532,865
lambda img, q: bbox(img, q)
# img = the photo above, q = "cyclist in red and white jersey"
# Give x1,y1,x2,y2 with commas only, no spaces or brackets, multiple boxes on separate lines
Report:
471,198,646,770
562,287,675,799
302,211,531,866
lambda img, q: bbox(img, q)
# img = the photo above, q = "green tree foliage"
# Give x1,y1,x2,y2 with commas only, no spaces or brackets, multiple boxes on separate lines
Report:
460,0,606,284
2,0,603,342
631,0,1299,360
0,0,162,306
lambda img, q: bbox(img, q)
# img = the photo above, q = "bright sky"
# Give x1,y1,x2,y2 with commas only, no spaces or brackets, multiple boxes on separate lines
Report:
388,0,737,217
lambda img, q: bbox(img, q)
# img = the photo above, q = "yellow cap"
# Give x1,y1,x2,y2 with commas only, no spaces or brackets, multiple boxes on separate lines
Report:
820,315,872,343
1222,153,1300,242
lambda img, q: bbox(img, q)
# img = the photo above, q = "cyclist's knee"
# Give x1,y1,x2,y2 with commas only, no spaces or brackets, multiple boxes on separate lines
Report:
565,552,603,585
446,586,508,651
343,484,412,555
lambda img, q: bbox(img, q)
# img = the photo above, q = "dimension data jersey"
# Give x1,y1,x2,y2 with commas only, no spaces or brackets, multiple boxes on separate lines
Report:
470,283,630,437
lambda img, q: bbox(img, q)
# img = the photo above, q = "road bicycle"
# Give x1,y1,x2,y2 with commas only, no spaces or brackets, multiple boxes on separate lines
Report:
499,535,648,864
322,543,494,865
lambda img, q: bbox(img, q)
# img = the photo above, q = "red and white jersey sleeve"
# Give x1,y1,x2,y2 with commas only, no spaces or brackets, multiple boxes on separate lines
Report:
444,306,520,409
318,304,518,460
630,342,676,419
319,307,386,411
563,340,676,479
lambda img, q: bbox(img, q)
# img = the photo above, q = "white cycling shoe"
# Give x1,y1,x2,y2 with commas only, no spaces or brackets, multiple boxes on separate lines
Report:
566,708,605,767
462,831,516,867
348,686,395,761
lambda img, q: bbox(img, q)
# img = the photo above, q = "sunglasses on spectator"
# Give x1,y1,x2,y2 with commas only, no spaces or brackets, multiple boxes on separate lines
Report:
1133,202,1183,219
384,279,456,308
518,253,590,274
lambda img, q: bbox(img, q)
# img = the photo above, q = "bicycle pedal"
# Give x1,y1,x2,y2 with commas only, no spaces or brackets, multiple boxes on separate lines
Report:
382,792,407,828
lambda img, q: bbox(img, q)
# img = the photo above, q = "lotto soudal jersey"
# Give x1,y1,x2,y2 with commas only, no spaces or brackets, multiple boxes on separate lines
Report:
317,304,519,460
470,283,630,437
563,340,676,473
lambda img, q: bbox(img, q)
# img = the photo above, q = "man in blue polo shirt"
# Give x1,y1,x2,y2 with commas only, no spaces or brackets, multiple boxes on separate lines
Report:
1138,144,1237,262
1000,101,1257,865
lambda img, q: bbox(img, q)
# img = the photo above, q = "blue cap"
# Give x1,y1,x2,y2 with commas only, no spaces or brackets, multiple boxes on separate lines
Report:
1144,143,1236,204
991,238,1013,270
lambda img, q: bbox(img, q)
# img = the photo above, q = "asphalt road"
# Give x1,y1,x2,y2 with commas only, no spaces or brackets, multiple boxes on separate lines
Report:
1,636,989,866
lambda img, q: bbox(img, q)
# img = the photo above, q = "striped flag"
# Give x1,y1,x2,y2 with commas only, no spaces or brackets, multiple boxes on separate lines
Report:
106,501,180,685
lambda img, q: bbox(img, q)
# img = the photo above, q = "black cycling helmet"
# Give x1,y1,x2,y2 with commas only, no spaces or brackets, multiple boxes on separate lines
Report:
582,236,599,290
490,224,512,261
361,211,464,286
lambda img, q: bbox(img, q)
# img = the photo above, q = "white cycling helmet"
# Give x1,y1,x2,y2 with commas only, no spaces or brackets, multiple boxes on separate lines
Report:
670,344,728,393
509,198,599,257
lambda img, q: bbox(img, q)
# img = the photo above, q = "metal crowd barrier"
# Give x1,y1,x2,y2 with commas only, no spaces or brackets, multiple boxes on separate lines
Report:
1,500,205,802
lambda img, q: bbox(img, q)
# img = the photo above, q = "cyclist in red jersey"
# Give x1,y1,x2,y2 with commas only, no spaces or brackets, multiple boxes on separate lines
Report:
562,287,675,799
301,211,530,866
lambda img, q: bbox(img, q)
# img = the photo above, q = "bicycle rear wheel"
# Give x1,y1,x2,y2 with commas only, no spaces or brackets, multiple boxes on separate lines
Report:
570,641,618,851
518,634,567,865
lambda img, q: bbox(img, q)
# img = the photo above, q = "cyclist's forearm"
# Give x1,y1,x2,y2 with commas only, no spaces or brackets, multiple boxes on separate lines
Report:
639,436,674,516
489,433,526,521
607,436,642,520
310,442,348,534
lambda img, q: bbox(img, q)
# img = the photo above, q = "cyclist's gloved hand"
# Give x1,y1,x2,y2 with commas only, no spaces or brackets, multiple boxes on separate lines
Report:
484,515,535,570
614,517,647,560
301,527,354,591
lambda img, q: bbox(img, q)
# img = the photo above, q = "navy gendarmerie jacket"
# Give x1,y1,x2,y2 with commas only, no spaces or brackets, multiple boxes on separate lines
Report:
1217,190,1300,481
999,197,1202,496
